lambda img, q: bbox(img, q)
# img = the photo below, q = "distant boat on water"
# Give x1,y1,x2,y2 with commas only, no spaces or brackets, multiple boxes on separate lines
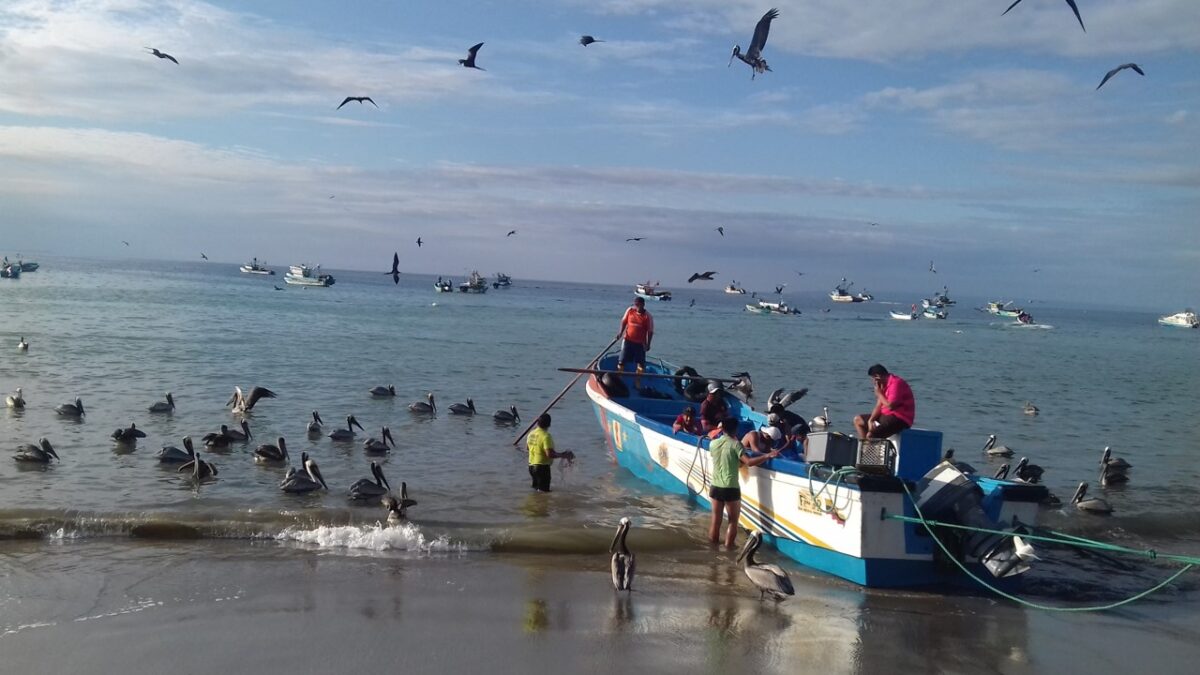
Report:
493,273,512,289
634,282,672,301
1158,309,1197,328
459,271,488,293
240,258,275,275
284,264,335,287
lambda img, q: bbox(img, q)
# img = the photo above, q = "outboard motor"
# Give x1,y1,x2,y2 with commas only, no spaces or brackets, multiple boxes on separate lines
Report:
914,461,1038,578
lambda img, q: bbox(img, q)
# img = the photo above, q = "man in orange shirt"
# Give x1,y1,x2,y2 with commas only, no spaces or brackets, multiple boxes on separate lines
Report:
616,296,654,375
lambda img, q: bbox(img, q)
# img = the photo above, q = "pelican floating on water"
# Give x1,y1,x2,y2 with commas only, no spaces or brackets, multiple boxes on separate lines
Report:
1100,446,1132,485
369,384,396,397
179,450,218,481
448,398,476,415
810,406,830,430
408,392,436,414
281,452,327,493
148,392,176,413
348,461,390,501
254,436,289,464
157,436,196,464
55,397,85,417
493,405,520,425
328,415,364,441
1022,401,1039,416
738,531,795,601
227,385,276,414
610,517,635,591
383,483,417,521
202,424,237,449
225,419,252,442
982,434,1014,457
1071,482,1113,515
363,427,395,454
14,438,58,463
111,422,147,443
993,463,1010,480
6,388,25,409
306,410,324,436
17,337,28,351
1013,457,1044,483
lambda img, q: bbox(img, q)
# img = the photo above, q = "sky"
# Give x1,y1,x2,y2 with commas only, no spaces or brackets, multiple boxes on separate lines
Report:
0,0,1196,307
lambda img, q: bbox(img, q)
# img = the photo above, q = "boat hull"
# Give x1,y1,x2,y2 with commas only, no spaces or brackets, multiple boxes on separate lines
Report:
1158,311,1198,328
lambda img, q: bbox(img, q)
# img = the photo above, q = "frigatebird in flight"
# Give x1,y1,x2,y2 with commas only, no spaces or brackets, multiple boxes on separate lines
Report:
337,96,377,110
460,42,485,70
1096,63,1144,90
1002,0,1085,33
145,47,178,64
626,237,644,242
580,35,604,46
688,271,717,283
385,253,400,284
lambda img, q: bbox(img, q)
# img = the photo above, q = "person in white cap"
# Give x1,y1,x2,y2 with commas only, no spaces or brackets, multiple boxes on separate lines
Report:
741,424,784,457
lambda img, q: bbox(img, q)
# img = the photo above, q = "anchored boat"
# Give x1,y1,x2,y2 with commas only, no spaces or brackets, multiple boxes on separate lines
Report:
1158,309,1198,328
985,300,1023,317
433,277,454,293
493,273,512,289
745,300,799,315
725,283,747,295
283,264,335,287
458,270,489,293
583,353,1048,588
239,258,275,275
634,282,672,302
830,278,870,303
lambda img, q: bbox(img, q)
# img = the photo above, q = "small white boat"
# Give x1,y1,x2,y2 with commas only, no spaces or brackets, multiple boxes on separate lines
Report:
830,278,866,303
634,282,672,301
240,258,275,275
492,273,512,289
985,300,1023,317
746,300,799,315
284,264,335,287
1158,309,1198,329
458,270,488,293
0,261,20,279
922,307,948,320
724,283,747,295
890,306,920,321
433,277,454,293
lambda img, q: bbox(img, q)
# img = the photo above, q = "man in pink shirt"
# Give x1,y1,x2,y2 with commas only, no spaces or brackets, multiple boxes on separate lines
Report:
853,364,915,439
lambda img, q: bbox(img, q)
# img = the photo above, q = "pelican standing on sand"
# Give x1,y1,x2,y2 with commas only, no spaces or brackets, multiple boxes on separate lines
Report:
493,405,520,424
328,415,364,440
363,427,395,454
157,436,196,464
448,398,476,415
383,483,417,521
148,392,176,413
281,453,328,493
610,517,635,591
1071,482,1113,515
409,392,436,414
369,384,396,397
227,386,276,414
55,397,85,417
349,462,391,501
14,438,58,463
254,437,289,464
6,388,25,408
306,410,324,436
738,531,795,601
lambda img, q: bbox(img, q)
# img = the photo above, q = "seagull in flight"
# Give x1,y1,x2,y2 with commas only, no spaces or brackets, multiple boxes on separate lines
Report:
795,271,804,276
869,222,880,227
416,237,423,247
1096,63,1145,90
200,253,208,260
1002,0,1085,33
506,229,517,237
460,42,485,70
145,47,179,64
580,35,604,46
625,237,644,242
775,284,786,294
929,261,937,273
688,271,717,283
121,240,130,246
715,226,724,236
385,252,400,284
336,96,377,110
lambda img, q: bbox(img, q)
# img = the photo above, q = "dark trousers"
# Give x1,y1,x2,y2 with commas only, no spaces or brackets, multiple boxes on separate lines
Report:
529,464,552,492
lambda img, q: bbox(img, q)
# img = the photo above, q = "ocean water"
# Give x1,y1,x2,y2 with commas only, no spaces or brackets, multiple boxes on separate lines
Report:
1,257,1198,671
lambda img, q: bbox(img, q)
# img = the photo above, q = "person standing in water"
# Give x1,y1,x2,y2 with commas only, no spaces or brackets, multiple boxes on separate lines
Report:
708,417,779,548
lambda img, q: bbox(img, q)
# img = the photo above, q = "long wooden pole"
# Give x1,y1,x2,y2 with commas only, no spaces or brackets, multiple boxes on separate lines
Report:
512,334,623,446
556,367,743,383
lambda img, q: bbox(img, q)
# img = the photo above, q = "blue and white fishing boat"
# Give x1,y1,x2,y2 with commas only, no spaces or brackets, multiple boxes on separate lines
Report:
284,264,335,287
634,282,672,302
584,352,1048,588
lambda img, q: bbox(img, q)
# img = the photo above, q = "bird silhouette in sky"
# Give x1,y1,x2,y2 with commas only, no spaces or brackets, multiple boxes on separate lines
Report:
869,222,880,227
729,7,779,79
337,96,377,110
689,299,695,307
795,270,804,276
1002,0,1085,33
716,226,725,236
775,284,786,294
1096,63,1144,90
145,47,178,64
580,35,604,46
688,271,717,283
626,237,644,242
416,237,423,247
274,285,283,291
460,42,485,70
929,261,937,273
506,229,517,237
200,253,208,260
385,253,400,284
121,240,130,246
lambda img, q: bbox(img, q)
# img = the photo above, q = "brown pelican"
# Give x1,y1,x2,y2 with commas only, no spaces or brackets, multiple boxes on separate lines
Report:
1100,447,1132,485
363,427,395,454
383,483,417,521
737,531,795,601
810,406,829,430
610,517,635,591
459,42,485,70
328,415,364,441
55,397,85,417
982,434,1014,457
254,437,289,464
1022,401,1039,416
767,388,808,410
994,463,1011,480
227,386,276,414
281,453,327,493
17,336,28,351
728,372,754,401
408,392,436,414
1014,457,1044,483
157,436,196,464
111,422,147,443
369,384,396,397
729,8,779,79
306,410,324,436
178,451,218,481
14,438,58,463
202,424,237,449
6,387,25,409
493,405,520,424
1097,63,1144,90
349,461,390,501
225,419,252,442
448,398,476,415
148,392,176,413
145,47,179,64
1071,482,1113,515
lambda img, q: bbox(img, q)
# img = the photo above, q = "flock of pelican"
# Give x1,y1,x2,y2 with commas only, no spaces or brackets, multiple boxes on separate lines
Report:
979,434,1132,515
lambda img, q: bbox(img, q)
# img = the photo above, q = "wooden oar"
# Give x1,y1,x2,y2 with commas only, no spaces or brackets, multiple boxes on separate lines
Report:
556,367,742,383
512,334,622,446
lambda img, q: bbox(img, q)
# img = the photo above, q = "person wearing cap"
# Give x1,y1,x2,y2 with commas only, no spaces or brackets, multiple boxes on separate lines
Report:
672,406,702,435
708,417,780,548
853,363,915,440
616,296,654,375
742,424,784,456
699,382,729,436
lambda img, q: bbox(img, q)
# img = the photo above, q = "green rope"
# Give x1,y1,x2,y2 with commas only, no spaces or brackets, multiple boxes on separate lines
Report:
806,465,858,516
897,481,1194,612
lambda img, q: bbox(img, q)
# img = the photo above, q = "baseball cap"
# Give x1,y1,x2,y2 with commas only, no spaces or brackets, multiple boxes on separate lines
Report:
707,382,721,393
760,426,782,442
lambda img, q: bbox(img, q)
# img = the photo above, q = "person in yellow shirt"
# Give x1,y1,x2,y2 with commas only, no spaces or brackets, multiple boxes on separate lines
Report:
527,413,572,492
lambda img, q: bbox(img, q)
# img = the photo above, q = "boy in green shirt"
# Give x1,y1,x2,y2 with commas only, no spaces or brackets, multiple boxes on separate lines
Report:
708,417,779,548
527,414,572,492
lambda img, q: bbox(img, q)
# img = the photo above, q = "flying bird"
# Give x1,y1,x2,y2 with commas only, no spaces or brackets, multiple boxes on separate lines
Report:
688,271,717,283
688,299,695,307
1096,63,1144,90
729,8,779,79
1002,0,1085,33
121,240,130,246
795,270,804,276
625,237,644,242
580,35,604,47
336,96,377,110
716,226,724,236
460,42,485,70
416,237,423,247
200,253,208,260
506,229,517,237
869,222,880,227
774,284,785,294
145,47,179,64
385,252,400,284
929,261,937,273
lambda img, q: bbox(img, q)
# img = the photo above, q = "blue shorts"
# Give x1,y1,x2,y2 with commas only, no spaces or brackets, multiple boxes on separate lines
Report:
619,340,646,367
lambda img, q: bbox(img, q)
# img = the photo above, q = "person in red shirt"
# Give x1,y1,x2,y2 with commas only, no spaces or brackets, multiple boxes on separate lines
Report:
672,406,702,435
616,296,654,374
853,364,915,439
